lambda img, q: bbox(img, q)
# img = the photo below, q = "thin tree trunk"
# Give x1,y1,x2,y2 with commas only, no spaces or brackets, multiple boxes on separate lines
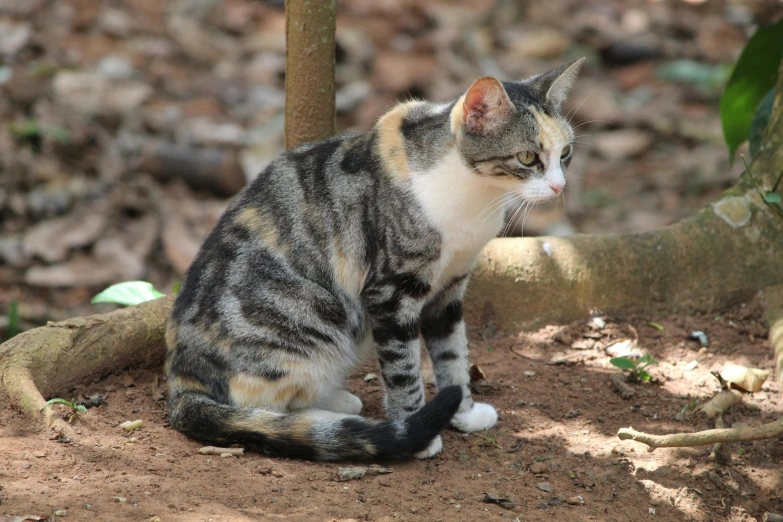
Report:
284,0,337,149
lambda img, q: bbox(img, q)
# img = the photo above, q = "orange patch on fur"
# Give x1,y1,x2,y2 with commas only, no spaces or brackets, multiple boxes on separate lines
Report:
376,101,418,180
532,108,568,154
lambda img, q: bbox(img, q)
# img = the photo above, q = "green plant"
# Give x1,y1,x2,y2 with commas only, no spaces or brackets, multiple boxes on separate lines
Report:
610,354,658,383
3,300,19,342
92,281,165,307
8,118,71,145
719,17,783,162
741,155,783,220
41,398,87,423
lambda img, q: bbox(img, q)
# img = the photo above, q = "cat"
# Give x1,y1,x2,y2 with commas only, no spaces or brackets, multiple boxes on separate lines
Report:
164,58,583,461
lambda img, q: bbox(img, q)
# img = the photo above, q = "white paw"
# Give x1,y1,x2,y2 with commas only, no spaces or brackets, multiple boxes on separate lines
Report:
450,403,498,433
318,390,363,415
413,435,442,459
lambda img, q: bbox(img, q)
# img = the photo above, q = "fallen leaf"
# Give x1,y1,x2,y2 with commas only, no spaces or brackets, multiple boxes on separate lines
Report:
482,492,518,509
469,364,487,382
337,467,367,481
719,364,770,393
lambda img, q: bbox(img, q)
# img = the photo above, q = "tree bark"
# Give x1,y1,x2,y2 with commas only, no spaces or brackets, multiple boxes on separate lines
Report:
284,0,337,149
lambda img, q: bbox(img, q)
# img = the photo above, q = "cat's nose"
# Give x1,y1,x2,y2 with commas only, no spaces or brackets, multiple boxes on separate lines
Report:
550,184,564,195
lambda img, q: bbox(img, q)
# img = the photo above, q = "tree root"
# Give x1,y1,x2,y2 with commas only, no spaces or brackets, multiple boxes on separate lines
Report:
0,296,173,431
617,418,783,452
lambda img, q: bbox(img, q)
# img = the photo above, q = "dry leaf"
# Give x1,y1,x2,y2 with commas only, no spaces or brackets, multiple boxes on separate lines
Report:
469,363,487,383
719,364,770,393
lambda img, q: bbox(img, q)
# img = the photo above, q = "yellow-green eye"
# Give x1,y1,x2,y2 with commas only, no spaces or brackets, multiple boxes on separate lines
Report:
517,151,537,166
561,144,572,158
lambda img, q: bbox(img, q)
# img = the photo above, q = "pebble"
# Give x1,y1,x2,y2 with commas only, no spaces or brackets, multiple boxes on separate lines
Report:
536,482,553,493
530,462,548,474
566,496,584,505
54,510,67,516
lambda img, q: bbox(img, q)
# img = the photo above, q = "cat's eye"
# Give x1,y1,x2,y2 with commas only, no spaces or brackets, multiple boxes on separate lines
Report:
561,144,572,158
517,151,537,166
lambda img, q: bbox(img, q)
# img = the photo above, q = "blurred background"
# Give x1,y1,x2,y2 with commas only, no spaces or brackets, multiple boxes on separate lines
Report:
1,0,782,331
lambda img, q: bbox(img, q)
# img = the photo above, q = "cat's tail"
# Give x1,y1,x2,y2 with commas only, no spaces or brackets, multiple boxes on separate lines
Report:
167,385,462,461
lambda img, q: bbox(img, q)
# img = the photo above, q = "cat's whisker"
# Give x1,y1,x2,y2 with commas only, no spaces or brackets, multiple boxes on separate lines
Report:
481,193,524,231
502,198,529,237
572,119,609,130
471,193,515,229
567,87,595,124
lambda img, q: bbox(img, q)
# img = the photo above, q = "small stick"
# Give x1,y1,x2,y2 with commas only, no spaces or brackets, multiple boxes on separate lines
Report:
701,390,742,418
610,373,635,399
199,446,244,456
709,415,725,461
617,418,783,452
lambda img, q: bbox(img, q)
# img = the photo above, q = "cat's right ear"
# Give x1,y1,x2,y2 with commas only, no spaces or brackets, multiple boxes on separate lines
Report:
461,77,513,134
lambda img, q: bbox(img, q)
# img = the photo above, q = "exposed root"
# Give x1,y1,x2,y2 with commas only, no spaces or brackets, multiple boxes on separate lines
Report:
0,296,173,432
617,418,783,452
701,390,742,418
199,446,244,456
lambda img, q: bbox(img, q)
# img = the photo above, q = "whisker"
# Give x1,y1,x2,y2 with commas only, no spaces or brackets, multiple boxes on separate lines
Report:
567,87,595,124
572,119,610,130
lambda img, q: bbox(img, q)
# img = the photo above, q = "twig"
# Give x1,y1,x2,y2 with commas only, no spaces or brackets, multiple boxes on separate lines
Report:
617,418,783,451
709,415,725,461
701,390,742,418
199,446,244,456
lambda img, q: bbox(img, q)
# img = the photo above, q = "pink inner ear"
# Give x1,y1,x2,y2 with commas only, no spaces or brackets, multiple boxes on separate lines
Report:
463,79,497,123
462,78,509,131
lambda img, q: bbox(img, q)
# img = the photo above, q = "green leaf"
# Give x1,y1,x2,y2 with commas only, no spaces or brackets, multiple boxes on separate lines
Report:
764,192,782,203
41,398,74,411
7,300,19,340
647,321,664,331
638,370,651,382
610,357,637,370
656,60,730,91
92,281,165,307
73,404,88,413
749,88,776,158
720,18,783,162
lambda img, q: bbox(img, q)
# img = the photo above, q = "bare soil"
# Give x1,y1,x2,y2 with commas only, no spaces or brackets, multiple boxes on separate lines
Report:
1,301,780,522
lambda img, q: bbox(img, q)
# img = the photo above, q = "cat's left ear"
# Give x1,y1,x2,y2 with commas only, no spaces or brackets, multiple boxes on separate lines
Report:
530,57,585,108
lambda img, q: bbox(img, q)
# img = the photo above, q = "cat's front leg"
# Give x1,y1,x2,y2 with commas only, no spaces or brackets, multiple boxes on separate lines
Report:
421,281,497,433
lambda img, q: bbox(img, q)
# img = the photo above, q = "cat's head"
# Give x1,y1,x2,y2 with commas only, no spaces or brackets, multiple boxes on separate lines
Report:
452,59,584,202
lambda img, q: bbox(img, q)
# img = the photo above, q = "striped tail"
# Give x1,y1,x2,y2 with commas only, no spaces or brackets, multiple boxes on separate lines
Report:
167,386,462,461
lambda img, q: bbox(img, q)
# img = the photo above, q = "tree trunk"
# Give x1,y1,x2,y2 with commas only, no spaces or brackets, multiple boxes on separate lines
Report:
284,0,337,149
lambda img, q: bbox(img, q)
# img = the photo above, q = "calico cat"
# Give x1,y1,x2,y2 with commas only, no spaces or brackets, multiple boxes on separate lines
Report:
165,58,583,461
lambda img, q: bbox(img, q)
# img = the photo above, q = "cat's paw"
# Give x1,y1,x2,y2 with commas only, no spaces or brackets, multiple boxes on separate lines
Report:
317,390,363,415
450,403,498,433
413,435,442,459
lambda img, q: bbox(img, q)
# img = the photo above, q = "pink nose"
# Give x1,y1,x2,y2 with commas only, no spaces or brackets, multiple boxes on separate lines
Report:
550,184,564,195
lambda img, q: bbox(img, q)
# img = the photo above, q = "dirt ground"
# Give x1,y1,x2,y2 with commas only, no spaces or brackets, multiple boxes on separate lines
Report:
1,300,780,522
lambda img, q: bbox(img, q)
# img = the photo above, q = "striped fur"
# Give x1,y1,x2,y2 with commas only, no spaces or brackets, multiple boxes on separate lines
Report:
165,60,583,461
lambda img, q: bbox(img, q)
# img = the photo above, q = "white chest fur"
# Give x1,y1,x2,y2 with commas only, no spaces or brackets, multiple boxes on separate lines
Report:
410,149,507,290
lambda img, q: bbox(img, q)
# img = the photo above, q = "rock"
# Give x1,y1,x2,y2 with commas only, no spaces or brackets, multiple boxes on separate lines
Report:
177,118,246,147
98,7,135,37
96,56,135,80
53,72,152,116
530,462,548,474
338,467,367,481
592,130,654,161
536,482,553,493
566,496,584,505
0,20,31,58
336,82,372,113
